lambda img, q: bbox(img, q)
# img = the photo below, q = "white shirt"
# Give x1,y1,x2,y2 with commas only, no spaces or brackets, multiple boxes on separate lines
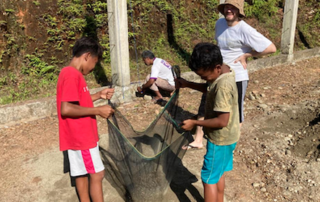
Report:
215,19,272,82
150,58,175,86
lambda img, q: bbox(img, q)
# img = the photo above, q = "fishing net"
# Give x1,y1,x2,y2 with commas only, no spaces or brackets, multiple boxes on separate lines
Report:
99,66,193,201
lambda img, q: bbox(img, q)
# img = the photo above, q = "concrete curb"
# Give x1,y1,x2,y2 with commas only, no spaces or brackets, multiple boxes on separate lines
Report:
0,48,319,128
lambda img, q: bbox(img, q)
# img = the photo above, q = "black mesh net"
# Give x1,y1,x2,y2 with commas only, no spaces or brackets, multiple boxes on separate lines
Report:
99,89,192,202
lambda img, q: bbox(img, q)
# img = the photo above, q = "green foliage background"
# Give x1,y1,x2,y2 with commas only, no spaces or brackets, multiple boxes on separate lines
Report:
0,0,319,104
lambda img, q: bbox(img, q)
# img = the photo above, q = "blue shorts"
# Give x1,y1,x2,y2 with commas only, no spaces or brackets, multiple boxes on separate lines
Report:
201,141,237,184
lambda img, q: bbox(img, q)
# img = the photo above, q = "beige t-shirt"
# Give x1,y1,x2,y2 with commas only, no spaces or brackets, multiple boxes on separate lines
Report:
203,70,240,145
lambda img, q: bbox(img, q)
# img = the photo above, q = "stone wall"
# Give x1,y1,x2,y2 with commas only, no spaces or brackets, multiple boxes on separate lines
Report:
1,48,319,128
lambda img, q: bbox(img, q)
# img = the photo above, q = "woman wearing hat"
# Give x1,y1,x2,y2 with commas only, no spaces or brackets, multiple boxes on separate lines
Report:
216,0,276,126
186,0,277,151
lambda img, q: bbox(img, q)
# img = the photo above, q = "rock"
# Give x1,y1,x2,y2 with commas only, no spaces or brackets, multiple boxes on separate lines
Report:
253,182,260,188
261,187,267,192
254,80,259,84
260,93,266,98
258,104,268,109
307,150,314,156
285,150,291,156
278,87,283,90
249,93,256,101
189,90,198,94
144,95,152,101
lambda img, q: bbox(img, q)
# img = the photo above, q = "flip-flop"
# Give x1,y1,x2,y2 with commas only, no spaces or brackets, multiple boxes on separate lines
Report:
154,98,167,107
182,144,203,150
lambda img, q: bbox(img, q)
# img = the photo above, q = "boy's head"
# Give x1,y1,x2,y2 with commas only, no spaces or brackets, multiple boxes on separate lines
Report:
189,43,223,82
141,50,155,66
72,37,103,75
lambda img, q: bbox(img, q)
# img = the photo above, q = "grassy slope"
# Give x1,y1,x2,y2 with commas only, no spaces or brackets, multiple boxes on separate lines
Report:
0,0,319,105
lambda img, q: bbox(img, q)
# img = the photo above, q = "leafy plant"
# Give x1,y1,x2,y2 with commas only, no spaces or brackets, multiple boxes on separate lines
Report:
0,20,6,26
5,9,15,13
33,1,40,6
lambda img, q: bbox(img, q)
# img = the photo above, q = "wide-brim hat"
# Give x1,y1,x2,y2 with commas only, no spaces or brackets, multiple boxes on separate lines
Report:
218,0,245,17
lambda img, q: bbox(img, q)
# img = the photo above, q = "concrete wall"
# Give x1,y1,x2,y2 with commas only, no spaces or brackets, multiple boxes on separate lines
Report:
0,47,319,128
248,47,320,73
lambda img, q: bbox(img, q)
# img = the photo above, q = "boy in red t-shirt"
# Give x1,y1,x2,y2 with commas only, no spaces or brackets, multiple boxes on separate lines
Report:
56,37,114,202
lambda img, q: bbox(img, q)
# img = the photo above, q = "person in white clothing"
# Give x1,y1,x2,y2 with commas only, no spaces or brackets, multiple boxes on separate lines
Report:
185,0,276,150
216,0,276,124
137,50,175,104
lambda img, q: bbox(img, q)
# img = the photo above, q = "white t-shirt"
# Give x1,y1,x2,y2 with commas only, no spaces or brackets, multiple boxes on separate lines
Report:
150,58,175,86
215,19,272,82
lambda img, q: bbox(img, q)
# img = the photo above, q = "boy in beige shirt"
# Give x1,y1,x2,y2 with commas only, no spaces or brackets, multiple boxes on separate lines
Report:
176,43,240,202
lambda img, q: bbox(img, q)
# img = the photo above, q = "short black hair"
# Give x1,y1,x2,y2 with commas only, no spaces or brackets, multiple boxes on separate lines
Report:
72,37,103,61
141,50,155,59
188,43,223,72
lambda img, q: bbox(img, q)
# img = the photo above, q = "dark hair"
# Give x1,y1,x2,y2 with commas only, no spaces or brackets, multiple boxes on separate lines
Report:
141,50,155,59
188,43,223,72
72,37,103,61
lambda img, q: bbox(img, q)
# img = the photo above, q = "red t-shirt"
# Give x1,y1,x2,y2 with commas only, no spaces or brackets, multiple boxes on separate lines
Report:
56,66,99,151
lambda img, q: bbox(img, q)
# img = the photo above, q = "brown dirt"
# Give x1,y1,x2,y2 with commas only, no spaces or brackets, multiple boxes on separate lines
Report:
0,57,320,201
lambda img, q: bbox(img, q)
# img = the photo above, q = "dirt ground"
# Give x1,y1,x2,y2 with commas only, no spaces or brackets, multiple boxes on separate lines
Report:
0,57,320,202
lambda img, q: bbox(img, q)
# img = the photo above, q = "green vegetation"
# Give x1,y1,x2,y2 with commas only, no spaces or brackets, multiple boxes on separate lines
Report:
4,9,15,14
33,1,40,6
0,0,319,105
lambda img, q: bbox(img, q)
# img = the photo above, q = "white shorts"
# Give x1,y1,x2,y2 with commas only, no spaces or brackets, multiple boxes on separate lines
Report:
67,142,105,177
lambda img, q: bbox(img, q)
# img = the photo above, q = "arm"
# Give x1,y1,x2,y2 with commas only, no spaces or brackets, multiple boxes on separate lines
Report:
181,112,230,131
61,102,114,119
91,88,115,102
137,78,156,93
175,77,207,93
142,79,156,90
235,43,277,69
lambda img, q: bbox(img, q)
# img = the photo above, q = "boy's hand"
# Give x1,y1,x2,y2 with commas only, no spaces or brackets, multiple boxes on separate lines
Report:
180,119,196,131
100,88,114,100
174,78,188,89
97,105,115,118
